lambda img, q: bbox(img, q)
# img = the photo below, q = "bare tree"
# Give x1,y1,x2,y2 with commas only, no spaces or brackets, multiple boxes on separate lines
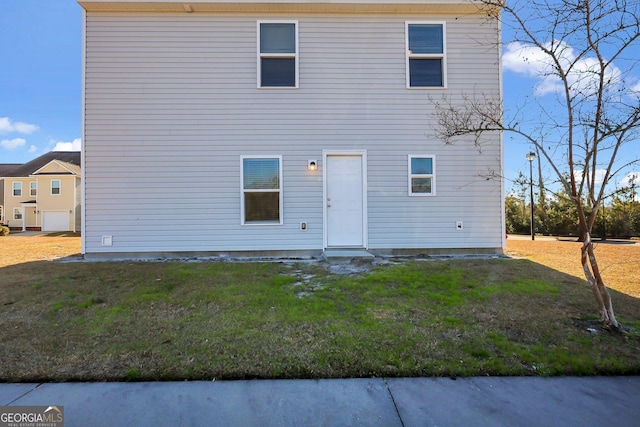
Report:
435,0,640,329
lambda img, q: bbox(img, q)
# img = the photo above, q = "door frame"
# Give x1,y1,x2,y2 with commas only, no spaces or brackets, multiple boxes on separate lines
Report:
322,150,368,249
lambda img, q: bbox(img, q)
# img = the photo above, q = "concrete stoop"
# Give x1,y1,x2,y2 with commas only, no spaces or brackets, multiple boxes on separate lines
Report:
322,249,375,262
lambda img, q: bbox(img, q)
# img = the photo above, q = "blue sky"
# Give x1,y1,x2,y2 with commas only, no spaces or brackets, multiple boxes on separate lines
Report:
0,1,82,161
1,1,637,193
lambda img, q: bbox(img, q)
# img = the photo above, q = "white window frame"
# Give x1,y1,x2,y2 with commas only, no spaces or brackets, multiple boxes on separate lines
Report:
405,21,447,89
0,205,3,223
13,207,22,220
240,155,283,225
30,181,37,197
257,20,299,89
12,182,22,197
408,155,436,196
51,179,61,195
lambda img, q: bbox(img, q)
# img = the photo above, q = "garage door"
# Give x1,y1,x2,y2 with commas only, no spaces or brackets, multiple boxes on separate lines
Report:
43,211,69,231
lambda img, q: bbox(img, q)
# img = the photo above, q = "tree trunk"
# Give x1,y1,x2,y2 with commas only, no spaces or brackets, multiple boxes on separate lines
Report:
580,232,620,329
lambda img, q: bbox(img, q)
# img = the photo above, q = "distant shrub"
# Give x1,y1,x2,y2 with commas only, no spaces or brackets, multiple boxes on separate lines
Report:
0,226,9,236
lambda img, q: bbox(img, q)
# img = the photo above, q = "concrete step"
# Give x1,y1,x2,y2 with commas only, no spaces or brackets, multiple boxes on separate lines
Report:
323,249,375,262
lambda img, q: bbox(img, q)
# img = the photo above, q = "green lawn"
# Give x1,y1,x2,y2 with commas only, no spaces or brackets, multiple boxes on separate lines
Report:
1,258,639,381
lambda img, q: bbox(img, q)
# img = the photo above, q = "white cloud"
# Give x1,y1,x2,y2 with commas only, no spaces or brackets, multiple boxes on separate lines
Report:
503,42,550,77
593,169,608,185
0,117,39,135
620,172,640,187
503,41,622,97
574,168,608,186
52,138,81,152
28,145,37,153
1,137,27,150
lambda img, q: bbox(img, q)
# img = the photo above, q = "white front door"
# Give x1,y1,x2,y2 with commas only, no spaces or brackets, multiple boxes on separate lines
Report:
325,154,365,247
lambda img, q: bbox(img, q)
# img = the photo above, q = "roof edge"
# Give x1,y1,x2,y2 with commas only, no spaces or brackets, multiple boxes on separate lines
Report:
78,0,488,14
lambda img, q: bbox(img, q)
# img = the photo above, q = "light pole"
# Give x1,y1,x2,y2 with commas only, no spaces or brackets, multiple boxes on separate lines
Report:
526,152,536,240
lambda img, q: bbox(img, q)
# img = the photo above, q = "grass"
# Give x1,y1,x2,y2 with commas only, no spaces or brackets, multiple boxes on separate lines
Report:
1,256,639,382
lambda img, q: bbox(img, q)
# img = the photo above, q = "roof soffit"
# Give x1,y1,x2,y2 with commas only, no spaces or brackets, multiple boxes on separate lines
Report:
78,1,487,14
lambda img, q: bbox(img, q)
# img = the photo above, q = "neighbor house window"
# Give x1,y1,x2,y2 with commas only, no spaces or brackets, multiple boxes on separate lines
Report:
409,155,436,196
13,182,22,197
258,21,298,88
51,180,61,195
406,22,446,88
241,156,283,224
30,182,37,197
13,208,22,220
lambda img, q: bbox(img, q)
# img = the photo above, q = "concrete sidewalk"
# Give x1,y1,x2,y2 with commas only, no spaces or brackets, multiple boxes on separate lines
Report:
2,376,639,426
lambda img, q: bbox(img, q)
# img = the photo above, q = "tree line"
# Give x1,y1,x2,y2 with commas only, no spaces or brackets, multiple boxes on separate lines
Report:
506,174,640,239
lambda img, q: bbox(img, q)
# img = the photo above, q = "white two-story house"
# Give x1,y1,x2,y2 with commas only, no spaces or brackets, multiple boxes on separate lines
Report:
79,0,503,259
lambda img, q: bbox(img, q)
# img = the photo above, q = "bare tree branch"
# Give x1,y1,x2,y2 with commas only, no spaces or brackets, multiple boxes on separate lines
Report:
435,0,640,330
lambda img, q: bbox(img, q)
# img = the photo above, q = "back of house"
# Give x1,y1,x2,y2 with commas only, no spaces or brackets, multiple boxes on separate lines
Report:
79,0,504,259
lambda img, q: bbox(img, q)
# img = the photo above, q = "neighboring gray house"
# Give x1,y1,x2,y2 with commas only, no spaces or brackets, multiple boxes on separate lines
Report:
79,0,504,259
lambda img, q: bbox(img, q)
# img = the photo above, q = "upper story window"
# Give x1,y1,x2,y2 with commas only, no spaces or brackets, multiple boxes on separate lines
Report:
51,180,61,195
258,21,298,88
12,182,22,197
241,156,283,224
30,182,37,197
408,155,436,196
406,22,446,88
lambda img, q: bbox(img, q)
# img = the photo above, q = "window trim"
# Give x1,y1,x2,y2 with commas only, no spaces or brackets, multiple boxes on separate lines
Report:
13,207,22,221
405,21,447,89
408,155,436,196
12,181,22,197
51,179,61,196
240,155,284,225
257,20,299,89
30,181,37,197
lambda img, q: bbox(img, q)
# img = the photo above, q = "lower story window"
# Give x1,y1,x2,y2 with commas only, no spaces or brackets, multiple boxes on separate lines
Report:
409,155,436,196
14,208,22,220
241,156,283,224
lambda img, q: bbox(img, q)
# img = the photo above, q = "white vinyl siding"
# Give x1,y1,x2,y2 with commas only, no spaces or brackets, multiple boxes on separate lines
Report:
83,11,501,255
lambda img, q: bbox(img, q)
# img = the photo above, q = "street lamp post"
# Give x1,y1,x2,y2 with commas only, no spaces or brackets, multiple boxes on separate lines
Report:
526,152,536,240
